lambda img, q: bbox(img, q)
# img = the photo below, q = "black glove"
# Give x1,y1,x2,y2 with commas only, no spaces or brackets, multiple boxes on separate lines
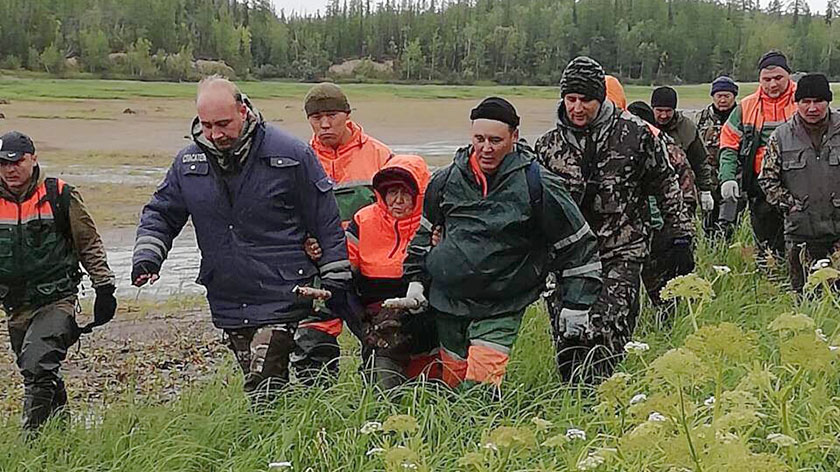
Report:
81,284,117,334
131,260,161,286
672,237,695,276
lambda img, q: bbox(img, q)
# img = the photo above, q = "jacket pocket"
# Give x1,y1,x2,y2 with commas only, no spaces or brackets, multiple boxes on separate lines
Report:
265,156,300,209
781,149,808,170
0,227,13,257
183,162,209,176
277,263,318,282
594,186,622,214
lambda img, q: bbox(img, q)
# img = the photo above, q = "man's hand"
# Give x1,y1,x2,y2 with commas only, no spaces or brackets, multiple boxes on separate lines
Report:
304,237,323,261
383,281,427,314
131,261,161,287
720,180,740,201
81,284,117,333
700,191,714,211
672,237,695,276
558,308,590,340
431,226,443,247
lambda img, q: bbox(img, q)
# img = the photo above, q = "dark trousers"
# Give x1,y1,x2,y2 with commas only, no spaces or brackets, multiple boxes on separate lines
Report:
786,240,840,292
550,260,642,384
750,196,786,256
225,323,296,399
7,297,79,431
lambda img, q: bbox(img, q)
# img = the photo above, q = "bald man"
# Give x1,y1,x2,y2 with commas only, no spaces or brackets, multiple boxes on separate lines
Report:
131,75,352,399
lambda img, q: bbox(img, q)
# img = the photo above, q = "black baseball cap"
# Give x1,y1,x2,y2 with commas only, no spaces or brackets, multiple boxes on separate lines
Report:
0,131,35,162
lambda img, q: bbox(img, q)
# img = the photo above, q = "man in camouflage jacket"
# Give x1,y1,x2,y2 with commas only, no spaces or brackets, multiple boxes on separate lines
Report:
535,57,694,382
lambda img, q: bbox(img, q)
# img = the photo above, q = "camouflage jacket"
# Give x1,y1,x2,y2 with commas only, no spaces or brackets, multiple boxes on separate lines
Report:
696,104,732,188
759,112,840,242
535,100,693,263
649,131,698,230
658,111,714,192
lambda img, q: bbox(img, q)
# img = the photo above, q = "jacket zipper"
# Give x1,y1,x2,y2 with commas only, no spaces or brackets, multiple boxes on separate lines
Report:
388,221,400,258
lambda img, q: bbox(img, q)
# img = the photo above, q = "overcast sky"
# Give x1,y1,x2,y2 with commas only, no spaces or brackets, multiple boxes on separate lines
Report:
270,0,830,16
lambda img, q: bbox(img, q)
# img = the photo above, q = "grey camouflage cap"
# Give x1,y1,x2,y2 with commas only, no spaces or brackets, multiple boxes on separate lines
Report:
560,56,607,103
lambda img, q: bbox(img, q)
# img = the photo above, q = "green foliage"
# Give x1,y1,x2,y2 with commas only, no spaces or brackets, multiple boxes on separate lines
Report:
2,0,840,83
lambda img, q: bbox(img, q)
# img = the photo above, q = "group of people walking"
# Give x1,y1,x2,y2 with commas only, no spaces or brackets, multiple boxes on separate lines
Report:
2,48,837,433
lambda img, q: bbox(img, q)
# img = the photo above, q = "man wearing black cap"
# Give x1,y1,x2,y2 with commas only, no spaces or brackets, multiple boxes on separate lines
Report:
697,76,742,236
535,57,694,383
759,73,840,292
650,86,715,218
0,130,116,432
719,50,797,259
402,97,601,393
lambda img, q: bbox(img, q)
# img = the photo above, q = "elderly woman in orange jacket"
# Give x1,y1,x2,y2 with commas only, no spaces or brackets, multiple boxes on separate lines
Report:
345,154,440,389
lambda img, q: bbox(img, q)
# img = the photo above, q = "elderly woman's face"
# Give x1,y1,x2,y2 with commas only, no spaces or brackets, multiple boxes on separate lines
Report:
384,184,415,219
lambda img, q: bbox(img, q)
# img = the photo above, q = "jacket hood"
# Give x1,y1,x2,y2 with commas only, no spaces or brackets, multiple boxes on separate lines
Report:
371,154,431,222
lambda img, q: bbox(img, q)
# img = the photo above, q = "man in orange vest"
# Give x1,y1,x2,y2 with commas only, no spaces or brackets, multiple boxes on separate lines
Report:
0,131,116,432
719,50,797,257
296,83,393,382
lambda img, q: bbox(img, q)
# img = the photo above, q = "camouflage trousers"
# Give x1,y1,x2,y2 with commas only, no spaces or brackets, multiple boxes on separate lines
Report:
224,323,297,399
550,260,642,384
6,296,80,431
786,240,840,292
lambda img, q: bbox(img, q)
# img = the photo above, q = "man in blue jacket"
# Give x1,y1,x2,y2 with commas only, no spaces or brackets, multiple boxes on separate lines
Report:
131,76,351,398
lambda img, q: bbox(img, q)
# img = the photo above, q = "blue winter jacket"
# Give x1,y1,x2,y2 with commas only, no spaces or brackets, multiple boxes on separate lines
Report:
133,123,350,329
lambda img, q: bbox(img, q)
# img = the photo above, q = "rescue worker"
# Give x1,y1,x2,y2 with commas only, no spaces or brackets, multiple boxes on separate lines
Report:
346,155,440,389
759,73,840,292
650,86,715,217
402,97,602,392
0,131,116,432
535,57,694,382
719,50,797,257
298,82,393,380
697,76,742,236
132,76,351,398
627,101,698,308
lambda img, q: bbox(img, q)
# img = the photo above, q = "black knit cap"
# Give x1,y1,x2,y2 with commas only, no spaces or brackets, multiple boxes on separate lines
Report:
627,101,655,125
470,96,520,128
651,86,678,109
711,76,739,97
560,56,607,103
795,73,833,103
758,50,791,72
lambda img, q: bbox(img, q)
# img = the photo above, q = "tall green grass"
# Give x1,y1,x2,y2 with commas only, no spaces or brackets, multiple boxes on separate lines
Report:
1,220,838,471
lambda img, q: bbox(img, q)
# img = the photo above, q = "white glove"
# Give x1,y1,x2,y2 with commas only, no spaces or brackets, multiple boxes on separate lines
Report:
720,180,740,201
700,191,715,211
402,281,428,314
558,308,590,340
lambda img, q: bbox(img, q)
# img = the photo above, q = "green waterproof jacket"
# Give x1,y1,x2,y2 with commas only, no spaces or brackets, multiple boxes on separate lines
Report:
404,143,602,318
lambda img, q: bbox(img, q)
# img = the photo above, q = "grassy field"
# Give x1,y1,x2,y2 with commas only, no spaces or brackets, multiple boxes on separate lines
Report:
0,75,761,107
1,222,839,471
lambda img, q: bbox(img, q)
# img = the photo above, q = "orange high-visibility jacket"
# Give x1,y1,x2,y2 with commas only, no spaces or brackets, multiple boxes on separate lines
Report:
311,121,393,223
346,155,430,302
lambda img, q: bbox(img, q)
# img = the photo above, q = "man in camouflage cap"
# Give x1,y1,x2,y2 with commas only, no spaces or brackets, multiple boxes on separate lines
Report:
535,56,694,383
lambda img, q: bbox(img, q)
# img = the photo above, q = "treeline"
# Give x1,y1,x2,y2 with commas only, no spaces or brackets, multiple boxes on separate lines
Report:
1,0,839,84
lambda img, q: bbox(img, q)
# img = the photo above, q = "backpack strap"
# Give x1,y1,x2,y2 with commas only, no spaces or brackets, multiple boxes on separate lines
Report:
44,178,72,240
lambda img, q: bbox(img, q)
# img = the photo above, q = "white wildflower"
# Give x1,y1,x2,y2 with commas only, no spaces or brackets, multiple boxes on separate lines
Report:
648,412,667,423
366,448,385,457
830,346,839,352
704,396,716,407
712,265,732,275
577,454,605,470
624,341,650,354
811,259,832,271
566,428,587,440
767,433,798,446
360,421,382,434
816,329,829,342
482,442,499,452
268,462,293,469
629,393,647,405
401,463,419,470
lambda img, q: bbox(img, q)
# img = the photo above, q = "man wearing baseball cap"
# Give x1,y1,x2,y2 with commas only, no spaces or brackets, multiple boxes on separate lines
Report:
759,73,840,291
0,130,116,433
401,97,601,394
535,56,694,383
719,50,797,259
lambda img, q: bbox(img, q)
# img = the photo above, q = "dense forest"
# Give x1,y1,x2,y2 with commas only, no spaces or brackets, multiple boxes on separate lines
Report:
0,0,837,84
